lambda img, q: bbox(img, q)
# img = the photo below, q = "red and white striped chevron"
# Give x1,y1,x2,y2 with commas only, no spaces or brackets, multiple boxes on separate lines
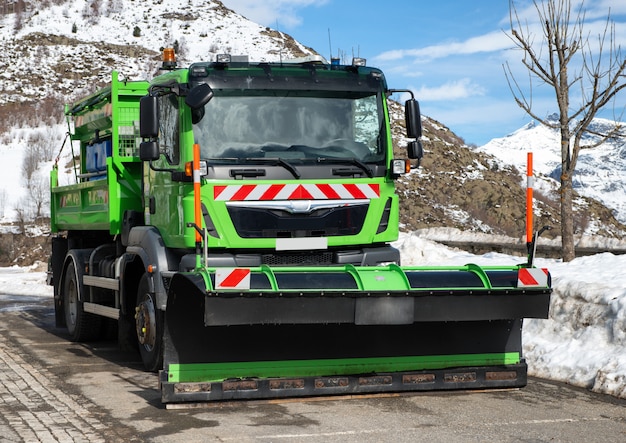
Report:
517,267,549,287
215,268,251,290
213,183,380,201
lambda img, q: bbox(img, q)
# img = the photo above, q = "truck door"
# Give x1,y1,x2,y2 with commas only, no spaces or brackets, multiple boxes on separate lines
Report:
142,93,188,247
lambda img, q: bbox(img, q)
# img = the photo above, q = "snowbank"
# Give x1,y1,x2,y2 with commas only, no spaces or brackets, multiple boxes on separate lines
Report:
394,232,626,399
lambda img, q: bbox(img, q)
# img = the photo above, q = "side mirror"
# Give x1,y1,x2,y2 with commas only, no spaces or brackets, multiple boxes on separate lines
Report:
405,98,422,139
407,140,423,161
139,96,159,138
185,83,214,110
139,141,160,161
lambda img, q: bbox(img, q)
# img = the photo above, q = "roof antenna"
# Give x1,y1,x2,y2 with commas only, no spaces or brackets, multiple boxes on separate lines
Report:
328,28,332,60
328,28,340,65
277,20,284,64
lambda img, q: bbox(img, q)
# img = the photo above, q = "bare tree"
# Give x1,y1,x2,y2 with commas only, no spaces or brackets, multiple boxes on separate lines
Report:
504,0,626,261
0,189,6,218
22,144,39,185
13,0,25,32
14,204,27,234
29,176,48,220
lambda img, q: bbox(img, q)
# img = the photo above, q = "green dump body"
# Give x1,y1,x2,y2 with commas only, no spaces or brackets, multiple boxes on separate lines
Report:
50,72,148,234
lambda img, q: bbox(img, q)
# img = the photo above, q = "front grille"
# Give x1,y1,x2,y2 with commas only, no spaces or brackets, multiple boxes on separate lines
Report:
227,204,368,239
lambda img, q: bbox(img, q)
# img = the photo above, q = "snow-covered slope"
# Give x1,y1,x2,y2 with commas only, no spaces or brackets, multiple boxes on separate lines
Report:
1,0,316,103
478,115,626,224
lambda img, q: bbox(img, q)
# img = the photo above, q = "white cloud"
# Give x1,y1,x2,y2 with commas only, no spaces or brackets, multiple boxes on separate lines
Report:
220,0,329,29
374,31,510,63
381,64,424,78
376,0,626,65
507,0,626,46
412,78,486,102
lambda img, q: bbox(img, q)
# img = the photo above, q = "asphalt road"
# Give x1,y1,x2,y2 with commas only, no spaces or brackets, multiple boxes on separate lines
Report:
1,293,625,443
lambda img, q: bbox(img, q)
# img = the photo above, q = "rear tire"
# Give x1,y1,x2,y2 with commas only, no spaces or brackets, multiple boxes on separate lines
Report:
135,274,164,372
63,260,102,341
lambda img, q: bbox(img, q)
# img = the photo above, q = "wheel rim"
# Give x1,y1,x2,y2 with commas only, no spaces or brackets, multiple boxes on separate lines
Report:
66,276,78,327
136,294,157,351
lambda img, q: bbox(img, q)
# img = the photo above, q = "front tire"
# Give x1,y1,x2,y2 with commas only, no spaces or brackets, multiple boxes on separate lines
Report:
63,259,102,341
135,274,164,372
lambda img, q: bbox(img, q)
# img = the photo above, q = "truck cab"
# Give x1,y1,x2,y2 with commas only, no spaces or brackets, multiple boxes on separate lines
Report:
139,55,422,268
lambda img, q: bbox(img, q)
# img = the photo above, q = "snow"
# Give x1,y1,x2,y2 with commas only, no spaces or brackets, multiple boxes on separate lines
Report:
2,231,625,400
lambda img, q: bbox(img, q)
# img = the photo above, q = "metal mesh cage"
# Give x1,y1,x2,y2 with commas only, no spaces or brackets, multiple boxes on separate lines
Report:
117,106,140,157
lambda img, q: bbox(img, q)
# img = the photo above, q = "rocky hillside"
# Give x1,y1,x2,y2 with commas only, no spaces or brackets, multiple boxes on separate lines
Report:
0,0,317,137
1,0,315,106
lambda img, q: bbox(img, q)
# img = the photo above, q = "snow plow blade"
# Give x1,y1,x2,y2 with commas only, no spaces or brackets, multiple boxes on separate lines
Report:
161,264,550,404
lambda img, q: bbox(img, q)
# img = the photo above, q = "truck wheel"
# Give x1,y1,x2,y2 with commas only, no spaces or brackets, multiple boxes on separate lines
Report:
135,274,164,372
63,260,102,341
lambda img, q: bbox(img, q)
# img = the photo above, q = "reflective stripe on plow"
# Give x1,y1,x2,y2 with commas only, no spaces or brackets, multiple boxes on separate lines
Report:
517,268,549,287
216,268,251,290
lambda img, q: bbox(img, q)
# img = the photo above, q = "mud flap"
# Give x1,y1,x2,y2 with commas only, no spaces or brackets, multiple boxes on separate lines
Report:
163,273,208,367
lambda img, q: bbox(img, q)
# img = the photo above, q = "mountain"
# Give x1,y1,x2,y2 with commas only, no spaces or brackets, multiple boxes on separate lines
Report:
1,0,626,251
477,114,626,226
391,109,626,241
1,0,316,106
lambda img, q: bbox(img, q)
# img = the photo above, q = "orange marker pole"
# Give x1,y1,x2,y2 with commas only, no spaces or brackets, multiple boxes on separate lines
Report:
526,152,533,243
193,143,202,244
526,152,534,264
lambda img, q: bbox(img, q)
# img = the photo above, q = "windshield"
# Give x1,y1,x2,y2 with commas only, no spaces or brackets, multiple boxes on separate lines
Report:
192,91,386,163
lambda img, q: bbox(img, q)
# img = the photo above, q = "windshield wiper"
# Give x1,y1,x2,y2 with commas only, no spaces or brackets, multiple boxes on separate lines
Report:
245,157,301,179
205,157,301,179
316,157,373,178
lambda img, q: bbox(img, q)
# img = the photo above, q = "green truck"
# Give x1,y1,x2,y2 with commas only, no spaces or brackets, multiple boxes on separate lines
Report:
49,51,551,404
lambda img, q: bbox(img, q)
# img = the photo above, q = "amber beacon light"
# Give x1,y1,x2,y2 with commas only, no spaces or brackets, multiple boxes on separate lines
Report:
162,47,176,69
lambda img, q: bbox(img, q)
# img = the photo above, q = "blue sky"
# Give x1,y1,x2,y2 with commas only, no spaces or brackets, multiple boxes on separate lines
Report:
221,1,626,146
